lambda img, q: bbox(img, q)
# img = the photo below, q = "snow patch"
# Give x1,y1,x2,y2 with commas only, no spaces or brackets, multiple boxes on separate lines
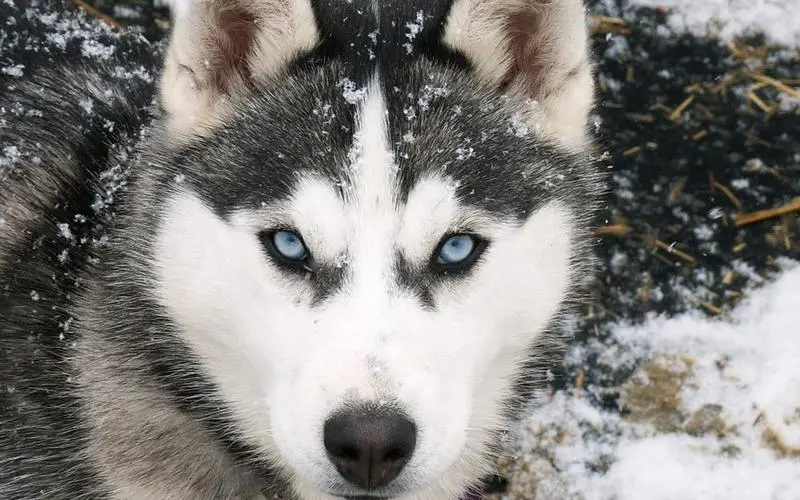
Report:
403,10,424,54
1,64,24,77
630,0,800,47
338,77,367,105
500,263,800,499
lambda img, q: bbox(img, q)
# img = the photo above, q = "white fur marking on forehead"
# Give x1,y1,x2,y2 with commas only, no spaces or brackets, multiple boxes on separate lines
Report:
348,78,395,207
398,177,460,262
346,78,398,288
398,177,520,265
288,176,348,262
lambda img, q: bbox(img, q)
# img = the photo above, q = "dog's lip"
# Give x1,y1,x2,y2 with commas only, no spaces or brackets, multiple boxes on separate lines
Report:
328,491,393,500
334,493,482,500
336,495,391,500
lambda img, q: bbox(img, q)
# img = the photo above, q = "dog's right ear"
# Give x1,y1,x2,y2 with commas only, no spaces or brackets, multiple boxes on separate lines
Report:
159,0,319,137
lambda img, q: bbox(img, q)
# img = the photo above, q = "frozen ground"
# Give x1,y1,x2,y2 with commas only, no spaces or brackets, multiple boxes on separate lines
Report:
494,259,800,499
628,0,800,48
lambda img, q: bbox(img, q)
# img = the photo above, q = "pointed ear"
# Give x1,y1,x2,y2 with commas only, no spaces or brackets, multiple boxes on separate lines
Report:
443,0,595,148
159,0,319,137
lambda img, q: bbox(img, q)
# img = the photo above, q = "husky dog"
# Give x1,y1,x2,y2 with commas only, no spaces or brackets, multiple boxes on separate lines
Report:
0,0,603,498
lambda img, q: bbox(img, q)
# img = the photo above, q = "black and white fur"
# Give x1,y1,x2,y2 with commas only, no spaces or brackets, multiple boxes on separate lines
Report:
0,0,604,498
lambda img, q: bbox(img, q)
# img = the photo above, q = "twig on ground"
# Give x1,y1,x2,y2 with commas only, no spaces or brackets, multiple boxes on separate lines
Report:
734,198,800,227
72,0,121,28
595,225,631,237
698,301,722,315
669,95,695,121
668,177,687,203
711,179,743,210
623,145,642,156
590,15,632,35
747,90,774,115
654,239,698,266
749,72,800,100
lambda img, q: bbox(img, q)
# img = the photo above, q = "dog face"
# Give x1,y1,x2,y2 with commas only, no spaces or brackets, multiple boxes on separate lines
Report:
149,1,599,498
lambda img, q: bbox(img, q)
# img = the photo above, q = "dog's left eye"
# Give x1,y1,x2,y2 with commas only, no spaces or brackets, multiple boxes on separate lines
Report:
433,234,486,271
259,229,312,271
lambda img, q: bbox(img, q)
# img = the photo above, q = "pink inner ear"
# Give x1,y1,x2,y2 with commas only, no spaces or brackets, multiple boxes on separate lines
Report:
206,1,259,92
503,5,549,97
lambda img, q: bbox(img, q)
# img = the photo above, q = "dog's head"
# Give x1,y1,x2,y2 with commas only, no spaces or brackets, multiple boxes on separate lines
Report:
146,0,601,497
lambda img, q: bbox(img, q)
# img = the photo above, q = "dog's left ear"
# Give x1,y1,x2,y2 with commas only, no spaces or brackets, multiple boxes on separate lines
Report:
443,0,595,148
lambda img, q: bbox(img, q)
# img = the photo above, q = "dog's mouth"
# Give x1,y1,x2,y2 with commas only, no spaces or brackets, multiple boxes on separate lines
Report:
332,494,392,500
326,488,392,500
337,494,484,500
340,497,391,500
325,473,495,499
333,490,484,500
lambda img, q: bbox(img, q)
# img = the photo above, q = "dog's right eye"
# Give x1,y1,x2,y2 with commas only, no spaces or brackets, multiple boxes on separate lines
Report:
259,229,312,271
272,231,307,259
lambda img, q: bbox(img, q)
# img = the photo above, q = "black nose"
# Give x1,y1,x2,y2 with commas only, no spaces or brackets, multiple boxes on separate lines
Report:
323,410,417,490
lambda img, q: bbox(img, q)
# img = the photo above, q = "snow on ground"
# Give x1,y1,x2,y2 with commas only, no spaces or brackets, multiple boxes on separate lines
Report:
627,0,800,47
494,260,800,499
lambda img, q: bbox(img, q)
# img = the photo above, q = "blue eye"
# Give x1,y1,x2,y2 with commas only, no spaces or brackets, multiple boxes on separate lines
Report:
272,230,308,260
437,234,477,264
433,233,487,273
